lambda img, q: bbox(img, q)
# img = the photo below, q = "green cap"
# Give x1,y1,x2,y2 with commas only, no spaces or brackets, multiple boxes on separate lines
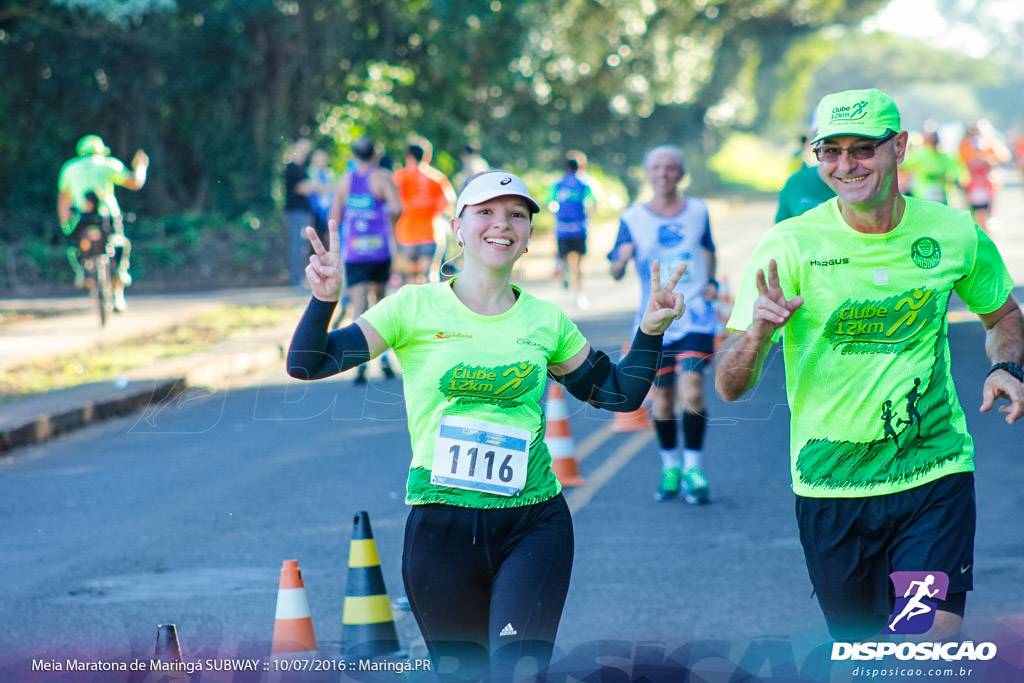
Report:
76,135,110,156
811,89,900,144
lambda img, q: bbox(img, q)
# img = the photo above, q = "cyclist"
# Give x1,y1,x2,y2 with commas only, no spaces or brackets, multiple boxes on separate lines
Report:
57,135,148,311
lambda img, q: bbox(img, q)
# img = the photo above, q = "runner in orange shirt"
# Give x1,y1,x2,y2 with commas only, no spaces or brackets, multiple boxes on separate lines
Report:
393,140,456,284
958,120,1010,234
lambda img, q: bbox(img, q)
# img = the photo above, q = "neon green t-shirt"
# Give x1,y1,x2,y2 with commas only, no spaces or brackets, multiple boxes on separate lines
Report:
57,154,130,217
361,280,588,508
727,197,1012,498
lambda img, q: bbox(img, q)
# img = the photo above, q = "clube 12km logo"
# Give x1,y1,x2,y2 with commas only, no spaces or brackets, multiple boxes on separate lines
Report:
832,571,997,662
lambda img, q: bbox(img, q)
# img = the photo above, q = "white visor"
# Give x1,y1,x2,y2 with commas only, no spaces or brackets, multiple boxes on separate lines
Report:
455,172,541,217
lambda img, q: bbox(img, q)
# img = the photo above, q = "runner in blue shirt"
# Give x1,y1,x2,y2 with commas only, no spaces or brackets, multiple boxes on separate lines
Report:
550,157,595,309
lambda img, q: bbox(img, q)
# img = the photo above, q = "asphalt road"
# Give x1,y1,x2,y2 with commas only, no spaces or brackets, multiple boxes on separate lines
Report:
2,310,1024,682
3,182,1024,681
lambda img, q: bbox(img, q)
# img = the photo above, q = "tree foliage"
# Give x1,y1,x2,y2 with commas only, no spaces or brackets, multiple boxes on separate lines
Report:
1,0,889,226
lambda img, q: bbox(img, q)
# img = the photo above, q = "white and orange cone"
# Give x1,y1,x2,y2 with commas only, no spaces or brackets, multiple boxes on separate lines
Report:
714,279,734,352
544,382,585,488
612,343,654,433
271,559,318,655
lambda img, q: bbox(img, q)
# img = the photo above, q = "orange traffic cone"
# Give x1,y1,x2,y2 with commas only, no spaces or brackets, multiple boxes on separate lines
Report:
271,559,319,655
612,343,654,433
342,512,401,658
544,382,585,487
714,279,734,352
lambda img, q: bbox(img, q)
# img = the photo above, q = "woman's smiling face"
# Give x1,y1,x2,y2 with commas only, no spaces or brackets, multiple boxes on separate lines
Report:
454,195,534,270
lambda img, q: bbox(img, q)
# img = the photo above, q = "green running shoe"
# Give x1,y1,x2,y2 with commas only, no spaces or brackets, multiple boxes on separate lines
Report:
681,467,710,505
654,467,681,502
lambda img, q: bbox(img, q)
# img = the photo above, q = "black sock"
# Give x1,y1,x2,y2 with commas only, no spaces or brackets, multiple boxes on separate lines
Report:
654,418,677,450
682,411,706,451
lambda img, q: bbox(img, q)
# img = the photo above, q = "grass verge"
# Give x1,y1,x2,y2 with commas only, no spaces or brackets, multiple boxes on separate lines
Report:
0,305,297,406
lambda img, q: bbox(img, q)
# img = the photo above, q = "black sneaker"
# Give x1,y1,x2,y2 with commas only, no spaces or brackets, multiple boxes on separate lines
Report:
354,365,368,385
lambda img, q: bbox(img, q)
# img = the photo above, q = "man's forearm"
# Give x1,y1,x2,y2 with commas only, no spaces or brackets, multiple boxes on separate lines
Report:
986,307,1024,365
714,329,774,402
57,194,72,225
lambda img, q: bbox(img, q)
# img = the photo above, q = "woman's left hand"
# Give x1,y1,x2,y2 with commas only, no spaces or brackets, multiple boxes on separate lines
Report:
639,260,687,336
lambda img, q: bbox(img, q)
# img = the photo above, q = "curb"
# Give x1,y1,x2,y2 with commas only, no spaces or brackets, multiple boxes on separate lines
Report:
0,379,185,454
0,324,294,457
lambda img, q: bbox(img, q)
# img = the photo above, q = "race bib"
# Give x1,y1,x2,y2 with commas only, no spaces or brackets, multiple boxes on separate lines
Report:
431,415,530,496
660,257,691,284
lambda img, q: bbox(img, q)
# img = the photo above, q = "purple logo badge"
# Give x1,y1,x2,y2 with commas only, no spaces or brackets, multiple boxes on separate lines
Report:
885,571,949,634
500,177,512,185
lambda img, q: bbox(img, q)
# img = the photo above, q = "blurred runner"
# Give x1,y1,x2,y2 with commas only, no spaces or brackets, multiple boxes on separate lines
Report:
550,155,595,308
958,120,1011,234
393,139,455,284
776,116,835,222
328,137,402,382
609,145,719,504
284,137,315,287
903,125,965,205
307,148,336,242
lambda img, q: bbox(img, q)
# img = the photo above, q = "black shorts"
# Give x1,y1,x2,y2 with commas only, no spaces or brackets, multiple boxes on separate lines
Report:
653,333,715,387
344,260,391,286
398,242,437,261
403,494,573,678
796,472,975,640
557,236,587,258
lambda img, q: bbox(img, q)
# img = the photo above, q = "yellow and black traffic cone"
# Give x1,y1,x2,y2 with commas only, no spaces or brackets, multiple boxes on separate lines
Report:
341,511,401,657
153,623,184,663
151,624,189,682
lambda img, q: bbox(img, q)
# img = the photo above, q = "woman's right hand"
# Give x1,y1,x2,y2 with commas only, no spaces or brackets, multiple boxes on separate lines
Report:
305,220,344,302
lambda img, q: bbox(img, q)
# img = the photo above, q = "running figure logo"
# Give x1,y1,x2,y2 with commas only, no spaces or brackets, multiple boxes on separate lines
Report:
885,571,949,634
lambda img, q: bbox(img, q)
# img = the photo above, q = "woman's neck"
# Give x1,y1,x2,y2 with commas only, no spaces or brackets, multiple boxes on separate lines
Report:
451,267,518,316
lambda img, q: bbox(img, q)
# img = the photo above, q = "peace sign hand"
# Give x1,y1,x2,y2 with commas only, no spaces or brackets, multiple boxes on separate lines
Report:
751,259,803,338
640,260,687,336
304,220,344,302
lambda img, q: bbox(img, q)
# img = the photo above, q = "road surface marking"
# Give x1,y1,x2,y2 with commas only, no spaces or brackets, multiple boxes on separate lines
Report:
565,430,652,515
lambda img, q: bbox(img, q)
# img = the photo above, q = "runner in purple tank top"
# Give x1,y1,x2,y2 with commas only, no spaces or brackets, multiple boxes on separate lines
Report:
328,137,402,382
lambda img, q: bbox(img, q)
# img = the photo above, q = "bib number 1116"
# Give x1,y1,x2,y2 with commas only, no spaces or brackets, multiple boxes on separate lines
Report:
431,416,530,496
446,445,514,482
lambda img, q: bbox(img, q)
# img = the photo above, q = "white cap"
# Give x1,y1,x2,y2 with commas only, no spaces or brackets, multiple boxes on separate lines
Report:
455,172,541,217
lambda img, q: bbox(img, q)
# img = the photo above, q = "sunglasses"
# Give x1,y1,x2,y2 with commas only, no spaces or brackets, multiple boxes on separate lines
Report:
813,131,896,163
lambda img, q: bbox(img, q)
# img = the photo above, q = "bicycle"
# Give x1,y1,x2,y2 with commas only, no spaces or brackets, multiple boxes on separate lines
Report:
72,214,116,327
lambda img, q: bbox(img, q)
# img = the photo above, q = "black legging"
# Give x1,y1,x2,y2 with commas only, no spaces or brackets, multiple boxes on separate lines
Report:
402,494,574,681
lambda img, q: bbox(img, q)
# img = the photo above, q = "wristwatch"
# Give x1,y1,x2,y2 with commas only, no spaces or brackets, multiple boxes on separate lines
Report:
988,362,1024,383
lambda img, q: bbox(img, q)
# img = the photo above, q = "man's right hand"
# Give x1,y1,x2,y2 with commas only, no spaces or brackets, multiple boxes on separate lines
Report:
304,219,344,302
750,259,803,338
132,149,149,169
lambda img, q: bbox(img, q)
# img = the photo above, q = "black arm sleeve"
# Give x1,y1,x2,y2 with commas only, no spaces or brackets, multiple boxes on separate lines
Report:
553,327,663,412
286,297,371,380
